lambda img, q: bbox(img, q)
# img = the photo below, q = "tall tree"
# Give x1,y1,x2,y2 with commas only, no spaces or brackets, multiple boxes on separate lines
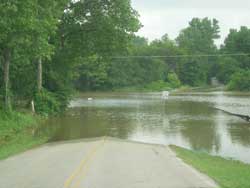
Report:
176,18,220,53
54,0,141,90
176,18,220,86
215,26,250,89
0,0,37,110
222,26,250,69
30,0,68,92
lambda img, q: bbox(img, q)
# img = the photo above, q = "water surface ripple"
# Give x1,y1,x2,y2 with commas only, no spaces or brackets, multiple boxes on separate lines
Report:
40,92,250,163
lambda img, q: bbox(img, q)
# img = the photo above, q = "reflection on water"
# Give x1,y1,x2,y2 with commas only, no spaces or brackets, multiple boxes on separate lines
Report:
38,92,250,163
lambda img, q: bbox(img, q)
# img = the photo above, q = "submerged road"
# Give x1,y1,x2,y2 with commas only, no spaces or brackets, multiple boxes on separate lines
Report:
0,137,217,188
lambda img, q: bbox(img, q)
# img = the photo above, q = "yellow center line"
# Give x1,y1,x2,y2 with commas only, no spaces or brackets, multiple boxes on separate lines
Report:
64,137,107,188
72,137,108,188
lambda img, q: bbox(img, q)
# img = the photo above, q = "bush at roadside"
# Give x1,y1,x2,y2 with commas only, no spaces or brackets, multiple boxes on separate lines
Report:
167,72,181,88
228,70,250,91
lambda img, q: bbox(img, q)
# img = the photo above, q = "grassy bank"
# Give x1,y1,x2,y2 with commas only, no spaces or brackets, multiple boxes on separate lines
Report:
170,145,250,188
0,111,49,160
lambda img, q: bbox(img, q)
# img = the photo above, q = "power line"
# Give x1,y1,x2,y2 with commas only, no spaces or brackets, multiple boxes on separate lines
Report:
111,53,250,59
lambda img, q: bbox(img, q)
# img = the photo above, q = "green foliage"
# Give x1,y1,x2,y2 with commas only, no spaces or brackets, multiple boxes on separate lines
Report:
138,72,181,92
178,59,207,86
171,145,250,188
58,0,141,59
0,132,48,160
0,110,49,159
216,57,240,84
34,90,60,116
0,0,37,48
0,0,69,112
222,27,250,69
54,89,72,112
218,27,250,89
0,110,35,144
52,0,141,92
0,0,250,121
10,50,36,98
144,80,171,91
175,18,220,86
167,72,181,88
108,58,166,89
228,70,250,91
0,0,141,114
75,56,109,91
27,0,69,76
0,0,38,110
107,35,181,90
176,18,220,54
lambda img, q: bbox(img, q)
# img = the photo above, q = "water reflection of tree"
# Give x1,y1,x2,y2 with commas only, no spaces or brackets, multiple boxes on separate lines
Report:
166,101,214,116
48,107,138,141
180,120,220,152
227,122,250,147
35,117,62,142
153,99,221,152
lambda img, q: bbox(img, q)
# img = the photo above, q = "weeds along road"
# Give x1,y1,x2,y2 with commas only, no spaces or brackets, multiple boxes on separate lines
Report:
0,137,217,188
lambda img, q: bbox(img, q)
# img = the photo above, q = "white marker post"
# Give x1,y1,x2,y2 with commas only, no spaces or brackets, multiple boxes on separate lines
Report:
162,91,169,99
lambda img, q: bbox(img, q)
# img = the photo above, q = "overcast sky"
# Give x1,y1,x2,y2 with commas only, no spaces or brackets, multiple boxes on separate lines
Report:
131,0,250,45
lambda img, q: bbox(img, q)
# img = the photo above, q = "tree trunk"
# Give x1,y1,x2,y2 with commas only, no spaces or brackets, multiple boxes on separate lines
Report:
3,48,11,111
37,57,42,92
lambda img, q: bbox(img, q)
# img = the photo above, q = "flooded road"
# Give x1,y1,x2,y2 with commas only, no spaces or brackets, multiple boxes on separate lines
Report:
39,92,250,163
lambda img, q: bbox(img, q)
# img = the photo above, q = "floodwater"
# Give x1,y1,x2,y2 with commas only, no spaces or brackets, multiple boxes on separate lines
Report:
38,92,250,163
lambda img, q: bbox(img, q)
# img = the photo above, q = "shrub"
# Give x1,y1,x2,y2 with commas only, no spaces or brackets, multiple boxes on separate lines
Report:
167,72,181,88
228,70,250,91
54,88,72,111
34,90,61,116
144,80,171,91
178,59,207,86
216,57,240,84
0,110,35,142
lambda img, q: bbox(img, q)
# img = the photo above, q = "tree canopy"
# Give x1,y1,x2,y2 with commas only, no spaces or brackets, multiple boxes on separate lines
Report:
1,2,250,115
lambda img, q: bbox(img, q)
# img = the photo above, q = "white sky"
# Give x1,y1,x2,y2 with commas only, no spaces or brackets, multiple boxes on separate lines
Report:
131,0,250,45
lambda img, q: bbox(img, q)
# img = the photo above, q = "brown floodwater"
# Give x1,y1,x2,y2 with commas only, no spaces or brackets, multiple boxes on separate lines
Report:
38,92,250,163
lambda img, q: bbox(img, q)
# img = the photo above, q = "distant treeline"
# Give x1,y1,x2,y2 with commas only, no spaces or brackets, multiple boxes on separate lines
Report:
76,18,250,93
0,1,250,115
112,20,250,91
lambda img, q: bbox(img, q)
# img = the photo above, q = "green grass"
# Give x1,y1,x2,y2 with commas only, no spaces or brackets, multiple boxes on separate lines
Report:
0,111,49,160
170,145,250,188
